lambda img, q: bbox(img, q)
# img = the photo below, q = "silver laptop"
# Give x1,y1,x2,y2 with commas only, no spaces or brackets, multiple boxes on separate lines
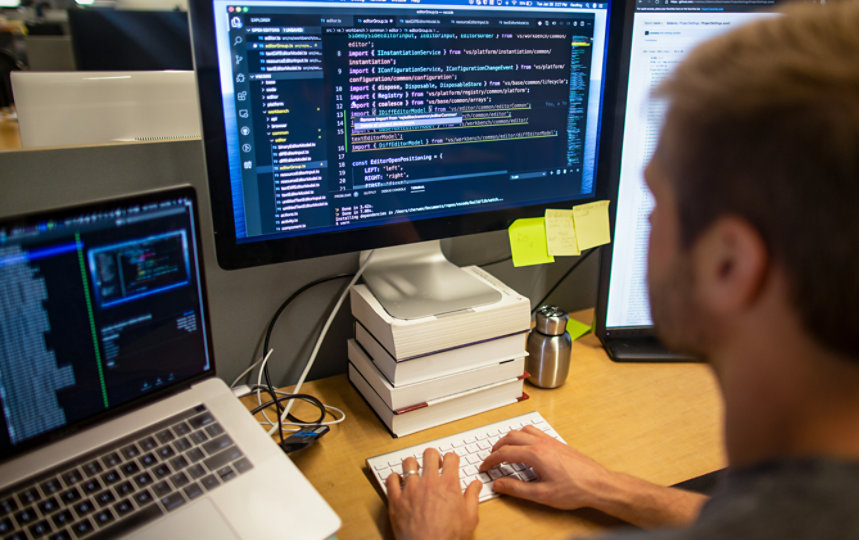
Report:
0,186,340,539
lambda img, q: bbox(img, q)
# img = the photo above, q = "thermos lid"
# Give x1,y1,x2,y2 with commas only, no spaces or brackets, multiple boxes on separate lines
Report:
534,305,569,336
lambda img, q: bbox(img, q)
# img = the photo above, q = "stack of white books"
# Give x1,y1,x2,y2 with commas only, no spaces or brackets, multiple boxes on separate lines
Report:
347,266,531,437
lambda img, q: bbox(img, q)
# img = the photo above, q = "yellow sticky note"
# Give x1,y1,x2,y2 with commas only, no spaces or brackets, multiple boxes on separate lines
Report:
566,317,592,341
508,218,555,267
545,209,580,256
573,200,611,251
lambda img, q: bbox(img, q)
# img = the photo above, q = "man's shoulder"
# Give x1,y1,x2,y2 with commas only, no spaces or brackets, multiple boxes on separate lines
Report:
597,457,859,540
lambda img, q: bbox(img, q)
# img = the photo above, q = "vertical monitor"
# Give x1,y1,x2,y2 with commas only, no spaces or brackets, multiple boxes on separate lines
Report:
595,0,781,361
190,0,622,269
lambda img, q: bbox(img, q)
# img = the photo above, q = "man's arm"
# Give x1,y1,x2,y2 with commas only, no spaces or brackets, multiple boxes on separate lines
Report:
481,425,708,528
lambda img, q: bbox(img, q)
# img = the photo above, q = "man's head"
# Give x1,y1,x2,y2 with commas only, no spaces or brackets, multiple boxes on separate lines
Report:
646,1,859,360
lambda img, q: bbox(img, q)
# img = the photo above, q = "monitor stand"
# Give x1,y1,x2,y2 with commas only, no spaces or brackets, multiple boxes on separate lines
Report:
360,240,502,320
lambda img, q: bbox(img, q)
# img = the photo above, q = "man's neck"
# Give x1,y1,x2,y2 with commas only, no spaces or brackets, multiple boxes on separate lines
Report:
714,313,859,468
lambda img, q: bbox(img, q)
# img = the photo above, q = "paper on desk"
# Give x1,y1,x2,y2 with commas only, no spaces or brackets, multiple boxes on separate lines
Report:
573,200,611,251
508,217,555,267
545,209,580,256
566,318,592,341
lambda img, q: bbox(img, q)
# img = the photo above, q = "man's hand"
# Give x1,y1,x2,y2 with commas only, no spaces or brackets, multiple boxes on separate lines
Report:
480,425,708,528
480,424,614,510
386,448,481,540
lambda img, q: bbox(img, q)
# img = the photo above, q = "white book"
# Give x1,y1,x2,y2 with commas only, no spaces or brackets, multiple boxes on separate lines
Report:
348,362,527,437
349,266,531,359
355,322,527,386
347,338,526,411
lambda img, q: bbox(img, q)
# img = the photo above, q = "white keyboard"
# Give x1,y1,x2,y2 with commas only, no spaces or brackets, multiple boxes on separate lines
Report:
366,411,565,502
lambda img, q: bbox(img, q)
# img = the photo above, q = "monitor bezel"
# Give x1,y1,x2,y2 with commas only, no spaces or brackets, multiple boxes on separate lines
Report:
189,0,626,270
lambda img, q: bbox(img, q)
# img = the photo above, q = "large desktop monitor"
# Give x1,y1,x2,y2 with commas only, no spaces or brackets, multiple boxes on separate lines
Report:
189,0,623,317
594,0,782,361
67,8,193,71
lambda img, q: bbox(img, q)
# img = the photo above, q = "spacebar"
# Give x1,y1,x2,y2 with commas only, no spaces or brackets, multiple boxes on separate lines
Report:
89,504,165,540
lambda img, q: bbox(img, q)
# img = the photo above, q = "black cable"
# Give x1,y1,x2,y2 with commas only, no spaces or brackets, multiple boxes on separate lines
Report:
248,389,326,426
255,273,354,441
530,247,599,315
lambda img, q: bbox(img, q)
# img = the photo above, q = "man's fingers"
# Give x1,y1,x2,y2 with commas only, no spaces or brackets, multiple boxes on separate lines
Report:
479,445,535,472
423,447,442,473
491,476,543,502
386,470,403,500
464,479,482,506
440,451,461,478
490,428,541,452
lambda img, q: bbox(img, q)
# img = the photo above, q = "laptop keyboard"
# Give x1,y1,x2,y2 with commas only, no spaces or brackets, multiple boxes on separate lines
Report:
0,404,253,540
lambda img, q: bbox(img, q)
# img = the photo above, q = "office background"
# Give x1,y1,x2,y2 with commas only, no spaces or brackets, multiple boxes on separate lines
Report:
0,140,601,387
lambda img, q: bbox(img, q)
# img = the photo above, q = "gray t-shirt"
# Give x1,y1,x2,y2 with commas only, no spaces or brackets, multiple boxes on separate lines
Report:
598,458,859,540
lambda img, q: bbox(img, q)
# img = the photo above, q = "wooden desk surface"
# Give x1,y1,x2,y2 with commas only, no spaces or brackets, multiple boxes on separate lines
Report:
255,328,726,540
0,115,21,151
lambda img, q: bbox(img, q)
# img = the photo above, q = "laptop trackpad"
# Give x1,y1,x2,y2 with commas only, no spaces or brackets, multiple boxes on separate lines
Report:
130,499,240,539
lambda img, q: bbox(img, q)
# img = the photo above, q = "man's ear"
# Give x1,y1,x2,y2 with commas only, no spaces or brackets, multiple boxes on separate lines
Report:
692,216,769,313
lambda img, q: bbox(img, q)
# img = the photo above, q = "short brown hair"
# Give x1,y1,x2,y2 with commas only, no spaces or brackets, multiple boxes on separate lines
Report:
655,1,859,359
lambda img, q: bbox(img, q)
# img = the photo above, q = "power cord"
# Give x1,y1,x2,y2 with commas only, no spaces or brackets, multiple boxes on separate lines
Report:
530,247,598,314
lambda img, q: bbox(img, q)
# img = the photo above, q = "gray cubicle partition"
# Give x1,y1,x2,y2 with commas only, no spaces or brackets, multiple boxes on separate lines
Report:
0,140,598,386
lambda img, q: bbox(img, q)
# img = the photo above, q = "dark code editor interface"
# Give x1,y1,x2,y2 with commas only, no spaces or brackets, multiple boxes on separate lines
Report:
222,4,604,239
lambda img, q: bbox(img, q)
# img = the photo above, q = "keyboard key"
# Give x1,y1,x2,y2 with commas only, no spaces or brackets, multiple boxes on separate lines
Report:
134,490,153,507
170,472,190,489
61,469,82,487
18,487,39,506
174,437,192,453
234,458,253,474
200,475,219,492
204,446,242,472
93,508,115,527
202,435,233,456
121,444,140,461
157,446,176,460
189,430,208,445
71,518,93,537
60,488,81,504
187,464,206,480
153,464,171,479
39,496,60,514
217,466,236,483
186,448,205,463
121,462,140,476
51,510,74,528
48,530,71,540
169,455,189,471
82,479,101,494
0,496,18,515
102,452,121,468
94,504,162,538
116,481,134,497
40,479,62,496
140,453,158,468
0,517,13,534
152,482,171,499
30,519,52,537
114,499,134,517
73,499,95,517
101,470,120,485
139,436,158,451
188,412,215,430
173,422,191,437
134,472,154,489
183,483,204,501
160,492,186,512
156,429,175,445
82,460,103,477
205,423,224,438
15,507,37,525
95,490,116,508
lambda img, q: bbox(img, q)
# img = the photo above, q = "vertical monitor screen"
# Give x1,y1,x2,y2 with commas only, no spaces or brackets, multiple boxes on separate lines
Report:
603,0,780,331
191,0,618,267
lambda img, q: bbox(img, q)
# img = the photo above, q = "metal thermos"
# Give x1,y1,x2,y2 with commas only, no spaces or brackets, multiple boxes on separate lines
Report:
526,305,572,388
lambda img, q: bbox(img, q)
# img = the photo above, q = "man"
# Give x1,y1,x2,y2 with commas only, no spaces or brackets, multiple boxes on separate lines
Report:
385,1,859,538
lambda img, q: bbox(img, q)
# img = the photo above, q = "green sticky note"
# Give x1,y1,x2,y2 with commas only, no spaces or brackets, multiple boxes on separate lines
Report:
545,208,580,256
508,217,555,267
573,200,611,251
566,317,592,341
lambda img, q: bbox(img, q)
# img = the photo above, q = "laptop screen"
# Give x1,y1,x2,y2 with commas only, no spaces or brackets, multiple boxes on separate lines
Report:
0,188,213,456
